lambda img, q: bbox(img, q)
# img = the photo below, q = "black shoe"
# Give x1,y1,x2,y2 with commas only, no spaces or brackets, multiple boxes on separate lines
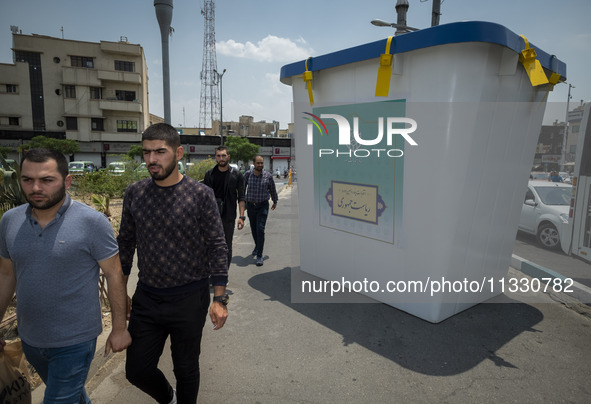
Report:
252,249,257,257
256,257,263,266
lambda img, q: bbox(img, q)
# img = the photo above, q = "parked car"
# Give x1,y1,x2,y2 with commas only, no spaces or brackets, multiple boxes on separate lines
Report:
558,171,571,183
530,171,549,181
107,161,127,176
68,161,97,175
518,181,572,249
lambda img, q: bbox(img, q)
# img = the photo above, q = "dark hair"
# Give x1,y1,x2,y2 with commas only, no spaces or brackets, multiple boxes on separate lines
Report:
215,146,229,154
21,148,69,179
142,123,180,149
253,155,263,163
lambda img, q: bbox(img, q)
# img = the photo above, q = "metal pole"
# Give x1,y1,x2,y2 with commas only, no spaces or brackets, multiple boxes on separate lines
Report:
561,84,574,170
219,73,223,145
395,0,410,35
431,0,441,26
154,0,173,125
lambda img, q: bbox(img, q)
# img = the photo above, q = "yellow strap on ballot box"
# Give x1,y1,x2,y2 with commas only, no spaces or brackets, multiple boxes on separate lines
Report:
375,36,394,97
303,57,314,106
519,35,550,87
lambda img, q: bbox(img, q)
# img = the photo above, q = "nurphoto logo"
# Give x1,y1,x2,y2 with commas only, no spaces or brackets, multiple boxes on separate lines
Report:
303,113,418,158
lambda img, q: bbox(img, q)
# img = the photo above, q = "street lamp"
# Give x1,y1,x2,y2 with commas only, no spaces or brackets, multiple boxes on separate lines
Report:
371,0,419,35
371,18,419,34
214,68,226,145
560,83,574,170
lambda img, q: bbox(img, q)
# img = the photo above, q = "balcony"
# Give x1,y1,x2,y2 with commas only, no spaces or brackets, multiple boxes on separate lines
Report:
62,66,101,86
99,99,142,113
100,41,142,56
97,70,141,84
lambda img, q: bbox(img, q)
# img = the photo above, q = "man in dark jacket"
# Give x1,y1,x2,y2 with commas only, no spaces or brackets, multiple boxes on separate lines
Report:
203,146,246,268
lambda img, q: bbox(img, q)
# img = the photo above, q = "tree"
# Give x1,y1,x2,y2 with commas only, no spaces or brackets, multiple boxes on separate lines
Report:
224,136,259,165
127,144,143,160
25,136,80,155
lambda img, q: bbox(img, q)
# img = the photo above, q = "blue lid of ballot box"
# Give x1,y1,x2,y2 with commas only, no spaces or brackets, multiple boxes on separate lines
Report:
280,21,566,84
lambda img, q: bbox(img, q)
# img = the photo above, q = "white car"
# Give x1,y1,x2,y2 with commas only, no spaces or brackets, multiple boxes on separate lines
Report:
518,181,572,249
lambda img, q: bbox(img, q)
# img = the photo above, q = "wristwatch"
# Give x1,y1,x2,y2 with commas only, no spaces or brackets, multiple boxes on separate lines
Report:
213,294,229,305
239,216,246,220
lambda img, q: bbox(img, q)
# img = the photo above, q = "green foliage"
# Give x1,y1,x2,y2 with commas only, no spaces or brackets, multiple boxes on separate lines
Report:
0,155,27,218
0,146,12,158
186,158,215,182
91,194,111,217
127,145,143,160
25,136,80,155
73,169,129,198
74,155,144,198
224,136,259,165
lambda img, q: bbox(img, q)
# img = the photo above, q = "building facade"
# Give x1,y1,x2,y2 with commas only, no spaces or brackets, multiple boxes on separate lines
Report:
0,30,149,167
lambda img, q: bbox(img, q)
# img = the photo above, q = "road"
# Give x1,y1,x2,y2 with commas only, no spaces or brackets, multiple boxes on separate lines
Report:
513,230,591,289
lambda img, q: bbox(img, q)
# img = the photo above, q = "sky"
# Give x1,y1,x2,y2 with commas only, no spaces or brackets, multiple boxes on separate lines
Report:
1,0,590,130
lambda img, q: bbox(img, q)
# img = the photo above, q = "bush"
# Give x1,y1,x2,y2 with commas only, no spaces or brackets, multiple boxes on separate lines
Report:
72,170,130,198
186,158,216,182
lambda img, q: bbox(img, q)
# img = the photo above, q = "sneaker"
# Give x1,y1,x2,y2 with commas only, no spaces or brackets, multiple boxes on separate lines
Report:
168,389,177,404
252,249,257,257
256,256,263,266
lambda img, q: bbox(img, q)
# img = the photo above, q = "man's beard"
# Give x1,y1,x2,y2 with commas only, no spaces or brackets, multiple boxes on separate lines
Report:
149,159,177,181
26,183,67,210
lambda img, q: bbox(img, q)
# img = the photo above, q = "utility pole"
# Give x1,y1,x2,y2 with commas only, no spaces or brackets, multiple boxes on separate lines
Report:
431,0,441,26
154,0,173,125
561,84,574,170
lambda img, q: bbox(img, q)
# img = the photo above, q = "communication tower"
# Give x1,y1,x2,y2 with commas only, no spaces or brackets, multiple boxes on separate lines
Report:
198,0,220,130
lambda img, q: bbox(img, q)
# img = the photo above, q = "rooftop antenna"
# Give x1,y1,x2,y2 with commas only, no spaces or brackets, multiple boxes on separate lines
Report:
154,0,173,125
60,26,64,39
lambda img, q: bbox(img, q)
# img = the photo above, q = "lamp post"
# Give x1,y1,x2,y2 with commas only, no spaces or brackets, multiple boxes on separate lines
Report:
371,0,418,35
370,18,419,35
560,83,574,170
214,68,226,145
154,0,173,124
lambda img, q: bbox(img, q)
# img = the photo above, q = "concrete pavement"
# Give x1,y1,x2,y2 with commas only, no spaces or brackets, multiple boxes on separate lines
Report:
35,181,591,403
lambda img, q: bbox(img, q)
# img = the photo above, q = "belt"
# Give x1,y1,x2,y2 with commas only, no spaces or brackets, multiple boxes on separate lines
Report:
248,200,269,206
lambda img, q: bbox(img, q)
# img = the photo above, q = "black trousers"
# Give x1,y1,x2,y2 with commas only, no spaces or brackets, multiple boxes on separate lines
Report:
222,219,235,269
126,284,210,404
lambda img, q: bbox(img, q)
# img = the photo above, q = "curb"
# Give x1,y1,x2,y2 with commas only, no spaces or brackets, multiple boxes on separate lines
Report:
511,253,591,305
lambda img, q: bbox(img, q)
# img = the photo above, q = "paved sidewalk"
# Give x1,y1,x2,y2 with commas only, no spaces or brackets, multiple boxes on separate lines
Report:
35,182,591,403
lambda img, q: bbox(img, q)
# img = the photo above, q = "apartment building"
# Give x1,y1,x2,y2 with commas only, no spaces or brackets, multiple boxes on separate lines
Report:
0,29,149,167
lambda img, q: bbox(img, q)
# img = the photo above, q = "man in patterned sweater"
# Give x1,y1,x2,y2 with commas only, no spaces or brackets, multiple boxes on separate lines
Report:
117,123,228,403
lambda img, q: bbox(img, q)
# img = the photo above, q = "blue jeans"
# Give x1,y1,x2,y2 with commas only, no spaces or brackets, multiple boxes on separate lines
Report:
247,201,269,258
21,339,97,404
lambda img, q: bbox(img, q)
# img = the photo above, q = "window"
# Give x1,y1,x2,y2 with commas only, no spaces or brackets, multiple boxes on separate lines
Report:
71,56,94,68
90,87,102,100
64,85,76,98
91,118,104,131
66,117,78,130
117,120,137,133
6,84,17,93
8,117,19,126
116,90,136,102
114,60,135,72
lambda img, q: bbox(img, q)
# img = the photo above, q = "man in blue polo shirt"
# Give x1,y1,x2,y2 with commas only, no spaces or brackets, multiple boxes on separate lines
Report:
0,148,131,403
244,155,278,266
